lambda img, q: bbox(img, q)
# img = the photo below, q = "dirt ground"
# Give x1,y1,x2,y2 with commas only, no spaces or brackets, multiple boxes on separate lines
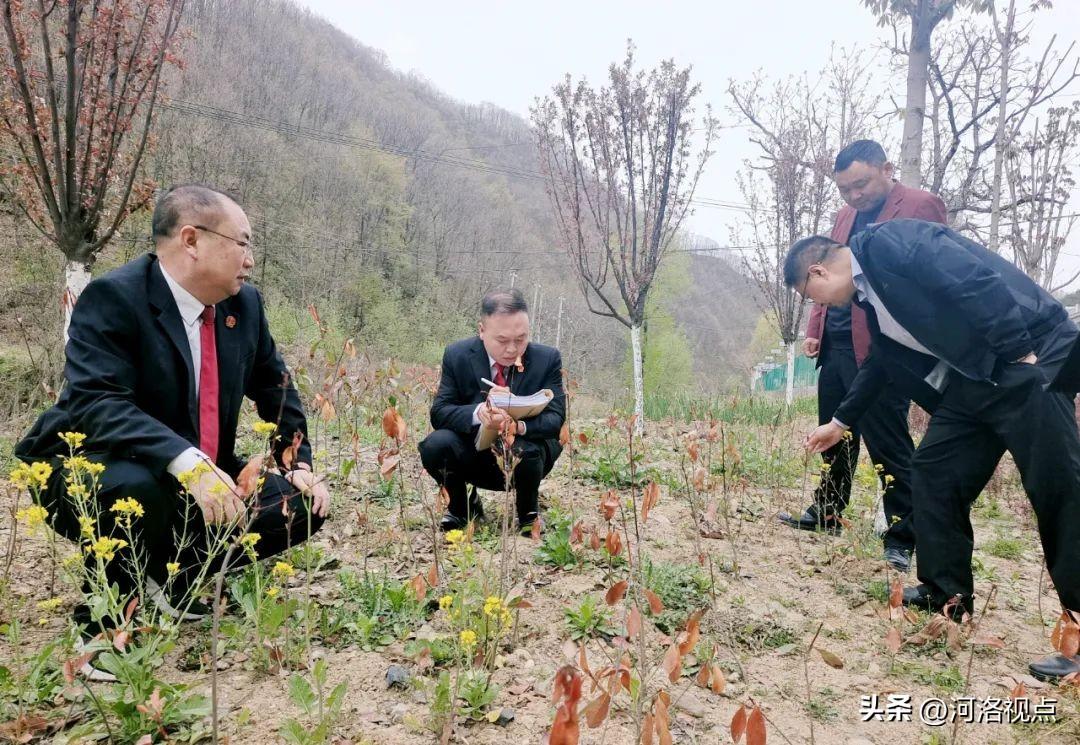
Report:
2,410,1078,745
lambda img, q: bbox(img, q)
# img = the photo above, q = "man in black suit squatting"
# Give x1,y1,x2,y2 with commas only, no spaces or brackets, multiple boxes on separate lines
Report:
419,289,565,535
784,219,1080,682
15,184,328,639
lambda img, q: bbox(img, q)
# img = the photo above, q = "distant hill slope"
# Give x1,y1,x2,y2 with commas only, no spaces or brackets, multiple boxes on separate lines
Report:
0,0,762,399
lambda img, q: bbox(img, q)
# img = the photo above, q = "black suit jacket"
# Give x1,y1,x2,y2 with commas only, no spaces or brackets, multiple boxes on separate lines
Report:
16,254,311,477
430,337,565,458
834,219,1076,427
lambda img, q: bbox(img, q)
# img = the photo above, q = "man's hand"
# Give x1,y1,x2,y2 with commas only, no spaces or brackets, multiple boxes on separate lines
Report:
285,467,331,518
802,337,820,358
190,464,246,525
1016,352,1038,365
478,400,511,432
805,421,846,454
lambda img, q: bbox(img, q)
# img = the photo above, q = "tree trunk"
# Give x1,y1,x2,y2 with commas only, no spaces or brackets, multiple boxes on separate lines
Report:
988,0,1016,253
899,20,933,188
630,323,645,433
62,259,92,345
784,340,796,407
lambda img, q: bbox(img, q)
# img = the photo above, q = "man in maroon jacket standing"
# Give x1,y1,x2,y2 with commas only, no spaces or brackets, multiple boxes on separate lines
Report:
778,140,947,573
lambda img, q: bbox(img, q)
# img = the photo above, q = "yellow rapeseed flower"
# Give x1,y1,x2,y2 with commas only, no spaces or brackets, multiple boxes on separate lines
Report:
85,462,105,477
483,595,504,618
30,462,53,488
239,532,261,549
253,421,277,436
15,504,49,530
439,594,454,611
59,432,87,450
271,561,295,581
445,529,465,546
36,597,63,613
110,497,145,519
8,464,32,489
88,536,128,562
265,586,279,598
884,474,896,485
166,562,181,575
177,462,211,491
78,515,96,539
62,455,91,473
459,629,477,650
66,482,89,500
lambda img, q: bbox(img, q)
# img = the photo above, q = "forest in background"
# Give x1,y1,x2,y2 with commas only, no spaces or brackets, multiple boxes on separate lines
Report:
0,0,762,424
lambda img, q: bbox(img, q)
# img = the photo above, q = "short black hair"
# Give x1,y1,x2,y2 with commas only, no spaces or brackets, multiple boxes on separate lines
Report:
784,236,843,287
481,288,528,317
151,183,236,242
834,139,888,172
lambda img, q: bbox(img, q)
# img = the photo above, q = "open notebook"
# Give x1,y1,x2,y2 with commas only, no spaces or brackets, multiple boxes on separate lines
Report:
474,388,554,450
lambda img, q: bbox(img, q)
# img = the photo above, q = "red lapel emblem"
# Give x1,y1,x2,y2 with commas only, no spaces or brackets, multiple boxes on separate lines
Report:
225,315,237,329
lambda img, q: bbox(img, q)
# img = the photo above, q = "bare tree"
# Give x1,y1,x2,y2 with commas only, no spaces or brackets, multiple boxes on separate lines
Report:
532,43,716,427
729,49,884,403
0,0,186,341
878,3,1078,244
864,0,982,186
1001,102,1080,289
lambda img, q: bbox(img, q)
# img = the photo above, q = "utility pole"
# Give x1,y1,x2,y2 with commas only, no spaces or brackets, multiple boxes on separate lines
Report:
535,289,544,340
509,271,518,288
554,296,565,348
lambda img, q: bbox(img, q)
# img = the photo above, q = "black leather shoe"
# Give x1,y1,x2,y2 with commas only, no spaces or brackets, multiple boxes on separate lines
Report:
777,505,842,535
518,513,543,537
439,489,485,531
901,584,934,609
1029,653,1080,682
464,487,485,522
884,546,912,573
440,512,469,531
901,585,970,619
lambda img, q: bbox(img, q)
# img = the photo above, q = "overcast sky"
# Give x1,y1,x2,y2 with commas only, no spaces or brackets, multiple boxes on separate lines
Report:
295,0,1080,287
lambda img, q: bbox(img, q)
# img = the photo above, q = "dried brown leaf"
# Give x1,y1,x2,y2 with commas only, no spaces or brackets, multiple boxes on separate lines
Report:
583,692,610,728
644,588,664,614
746,706,767,745
662,644,681,683
818,648,844,669
605,580,628,606
730,705,747,742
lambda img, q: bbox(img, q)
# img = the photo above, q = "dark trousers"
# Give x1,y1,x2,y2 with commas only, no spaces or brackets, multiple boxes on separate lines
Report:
912,363,1080,614
816,348,916,550
418,429,560,521
39,454,324,625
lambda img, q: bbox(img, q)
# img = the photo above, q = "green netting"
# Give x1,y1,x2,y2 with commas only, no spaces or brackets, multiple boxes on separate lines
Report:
755,355,819,392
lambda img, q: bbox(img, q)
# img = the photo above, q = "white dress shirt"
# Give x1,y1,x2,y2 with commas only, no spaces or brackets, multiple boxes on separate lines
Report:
159,263,214,476
470,354,525,433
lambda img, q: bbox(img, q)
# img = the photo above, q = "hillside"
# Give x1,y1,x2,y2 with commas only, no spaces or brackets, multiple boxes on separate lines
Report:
0,0,761,408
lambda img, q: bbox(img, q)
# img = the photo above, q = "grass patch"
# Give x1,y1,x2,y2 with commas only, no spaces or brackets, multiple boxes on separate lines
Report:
564,595,617,641
984,535,1024,560
643,559,712,635
319,570,430,650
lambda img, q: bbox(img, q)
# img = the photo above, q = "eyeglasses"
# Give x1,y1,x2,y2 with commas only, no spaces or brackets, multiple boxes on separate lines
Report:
193,225,253,255
801,244,834,297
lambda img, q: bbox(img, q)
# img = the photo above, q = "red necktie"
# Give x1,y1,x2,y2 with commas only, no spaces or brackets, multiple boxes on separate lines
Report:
493,363,507,387
199,306,220,463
